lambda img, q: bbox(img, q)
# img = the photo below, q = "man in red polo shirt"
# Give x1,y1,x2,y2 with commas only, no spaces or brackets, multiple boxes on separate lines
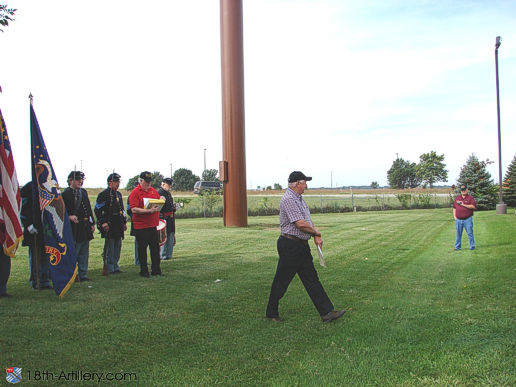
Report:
129,171,163,277
453,184,477,251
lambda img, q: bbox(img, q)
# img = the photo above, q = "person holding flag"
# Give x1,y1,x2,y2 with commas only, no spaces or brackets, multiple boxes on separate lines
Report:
30,99,78,297
0,108,23,297
20,181,51,290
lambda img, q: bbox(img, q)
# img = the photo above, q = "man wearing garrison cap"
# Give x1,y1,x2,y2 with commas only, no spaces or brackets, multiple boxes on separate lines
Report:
62,171,95,282
95,173,127,275
265,171,346,323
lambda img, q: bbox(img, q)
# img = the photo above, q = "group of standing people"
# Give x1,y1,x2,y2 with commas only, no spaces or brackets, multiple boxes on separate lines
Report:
2,168,478,328
16,170,176,291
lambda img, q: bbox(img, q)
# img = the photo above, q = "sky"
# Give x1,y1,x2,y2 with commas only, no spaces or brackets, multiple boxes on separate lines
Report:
1,0,515,189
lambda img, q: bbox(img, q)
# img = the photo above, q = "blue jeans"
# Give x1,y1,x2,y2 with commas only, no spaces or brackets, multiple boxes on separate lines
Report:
28,246,51,289
105,238,122,273
160,232,175,260
75,241,90,279
455,217,475,250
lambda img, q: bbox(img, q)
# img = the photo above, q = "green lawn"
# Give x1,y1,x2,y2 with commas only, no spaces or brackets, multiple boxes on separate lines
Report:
2,209,515,386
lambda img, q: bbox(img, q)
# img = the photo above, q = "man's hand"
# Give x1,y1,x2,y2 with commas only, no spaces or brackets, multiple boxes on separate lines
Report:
69,215,79,224
102,223,110,233
149,205,160,213
28,224,38,234
314,235,323,248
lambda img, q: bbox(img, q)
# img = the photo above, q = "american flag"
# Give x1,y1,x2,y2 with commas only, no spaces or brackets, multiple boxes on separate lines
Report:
0,109,23,257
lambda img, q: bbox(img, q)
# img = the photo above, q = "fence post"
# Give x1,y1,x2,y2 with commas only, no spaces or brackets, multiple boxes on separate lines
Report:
351,187,355,211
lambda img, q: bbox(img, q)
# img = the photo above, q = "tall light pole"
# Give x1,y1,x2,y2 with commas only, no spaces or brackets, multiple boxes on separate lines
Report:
203,148,207,180
495,36,507,214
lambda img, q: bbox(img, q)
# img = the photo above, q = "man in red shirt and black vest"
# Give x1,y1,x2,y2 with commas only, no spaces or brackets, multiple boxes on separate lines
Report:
453,184,477,251
128,171,163,277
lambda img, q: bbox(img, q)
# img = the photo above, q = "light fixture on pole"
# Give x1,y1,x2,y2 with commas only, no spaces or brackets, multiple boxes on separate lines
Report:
203,148,207,180
495,36,506,215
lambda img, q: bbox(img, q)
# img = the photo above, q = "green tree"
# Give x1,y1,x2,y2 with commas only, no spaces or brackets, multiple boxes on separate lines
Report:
173,168,200,191
273,183,283,190
125,175,139,191
125,171,163,190
370,181,379,189
416,151,448,188
456,154,497,210
202,168,219,181
0,5,16,32
387,157,419,189
502,154,516,206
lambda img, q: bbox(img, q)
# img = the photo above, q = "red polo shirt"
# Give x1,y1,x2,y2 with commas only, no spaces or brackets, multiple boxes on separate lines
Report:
128,184,160,229
453,194,476,219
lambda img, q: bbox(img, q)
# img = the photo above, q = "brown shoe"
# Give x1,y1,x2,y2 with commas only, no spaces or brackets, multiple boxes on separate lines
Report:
266,317,284,323
321,309,346,323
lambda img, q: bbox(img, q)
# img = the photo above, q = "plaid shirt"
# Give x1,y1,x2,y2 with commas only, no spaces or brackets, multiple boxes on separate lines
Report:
280,188,312,240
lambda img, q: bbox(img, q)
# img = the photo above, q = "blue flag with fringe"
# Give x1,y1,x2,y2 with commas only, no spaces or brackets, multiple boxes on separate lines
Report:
30,104,77,297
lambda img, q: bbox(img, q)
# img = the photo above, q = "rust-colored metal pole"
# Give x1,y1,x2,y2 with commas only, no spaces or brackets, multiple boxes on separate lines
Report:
220,0,247,227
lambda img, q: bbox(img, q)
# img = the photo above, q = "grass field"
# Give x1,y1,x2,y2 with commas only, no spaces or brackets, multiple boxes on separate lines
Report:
2,208,515,386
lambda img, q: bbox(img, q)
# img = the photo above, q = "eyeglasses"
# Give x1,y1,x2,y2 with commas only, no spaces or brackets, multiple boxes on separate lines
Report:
460,188,467,191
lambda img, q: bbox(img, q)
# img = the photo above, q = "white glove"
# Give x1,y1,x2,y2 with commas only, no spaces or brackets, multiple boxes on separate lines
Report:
28,224,38,234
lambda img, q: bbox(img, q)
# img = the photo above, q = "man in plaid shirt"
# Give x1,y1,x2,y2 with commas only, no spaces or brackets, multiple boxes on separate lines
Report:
265,171,346,323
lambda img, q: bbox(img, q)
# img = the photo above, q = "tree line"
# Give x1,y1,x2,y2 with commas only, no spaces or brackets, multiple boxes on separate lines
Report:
125,168,219,191
387,151,516,210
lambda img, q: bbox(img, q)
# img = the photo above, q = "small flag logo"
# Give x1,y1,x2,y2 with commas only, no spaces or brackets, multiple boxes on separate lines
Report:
6,367,22,384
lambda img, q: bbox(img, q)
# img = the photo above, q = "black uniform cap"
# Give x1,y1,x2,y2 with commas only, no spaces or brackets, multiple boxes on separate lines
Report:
68,171,85,180
107,173,121,183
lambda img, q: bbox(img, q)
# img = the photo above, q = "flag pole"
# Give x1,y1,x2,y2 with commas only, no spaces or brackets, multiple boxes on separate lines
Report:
29,93,41,290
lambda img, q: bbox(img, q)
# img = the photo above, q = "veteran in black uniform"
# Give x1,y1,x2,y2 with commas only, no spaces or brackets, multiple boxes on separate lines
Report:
95,173,127,275
20,181,51,290
158,177,176,260
62,171,95,281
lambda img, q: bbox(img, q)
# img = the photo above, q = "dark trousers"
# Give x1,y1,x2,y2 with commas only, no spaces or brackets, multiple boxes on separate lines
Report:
0,250,11,295
266,236,334,318
134,227,161,275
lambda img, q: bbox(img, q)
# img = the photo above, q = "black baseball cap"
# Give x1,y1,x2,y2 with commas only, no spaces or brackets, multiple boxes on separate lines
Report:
107,173,121,183
288,171,312,183
139,171,152,183
162,177,173,185
460,184,467,191
68,171,85,180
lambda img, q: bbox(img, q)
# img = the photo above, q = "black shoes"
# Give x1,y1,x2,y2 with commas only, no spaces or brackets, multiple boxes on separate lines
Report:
266,316,284,323
140,272,150,278
321,310,346,323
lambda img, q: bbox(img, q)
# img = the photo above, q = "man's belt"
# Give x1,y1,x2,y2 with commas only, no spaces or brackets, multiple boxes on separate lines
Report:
281,233,309,244
457,216,472,220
